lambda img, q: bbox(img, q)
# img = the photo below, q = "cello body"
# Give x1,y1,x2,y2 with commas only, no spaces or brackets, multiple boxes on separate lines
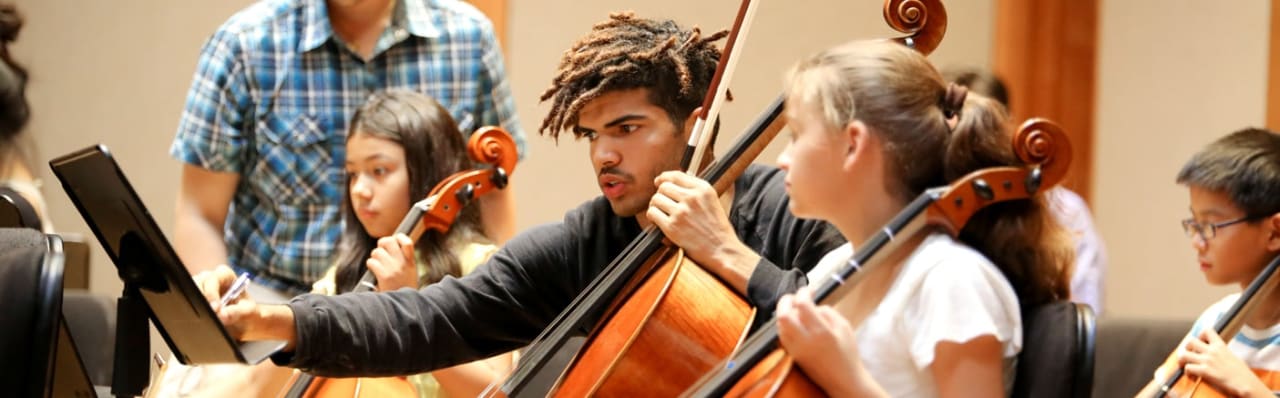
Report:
279,374,418,398
1164,376,1230,398
721,350,824,397
551,248,753,396
1153,255,1280,397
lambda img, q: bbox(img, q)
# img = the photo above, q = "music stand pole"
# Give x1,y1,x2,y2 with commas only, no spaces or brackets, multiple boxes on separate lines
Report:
110,286,148,397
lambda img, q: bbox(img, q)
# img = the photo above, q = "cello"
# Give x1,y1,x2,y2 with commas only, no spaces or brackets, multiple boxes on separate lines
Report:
1152,254,1280,397
280,126,518,398
685,118,1075,397
492,1,949,396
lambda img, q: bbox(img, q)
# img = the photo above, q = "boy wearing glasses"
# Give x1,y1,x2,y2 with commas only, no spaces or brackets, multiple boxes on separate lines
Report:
1138,127,1280,396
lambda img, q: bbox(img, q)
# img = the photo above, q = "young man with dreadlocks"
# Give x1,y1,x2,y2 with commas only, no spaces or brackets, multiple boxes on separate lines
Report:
193,12,843,379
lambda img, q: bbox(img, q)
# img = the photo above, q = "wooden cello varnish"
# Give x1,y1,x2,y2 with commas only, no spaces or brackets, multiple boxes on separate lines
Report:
552,247,755,396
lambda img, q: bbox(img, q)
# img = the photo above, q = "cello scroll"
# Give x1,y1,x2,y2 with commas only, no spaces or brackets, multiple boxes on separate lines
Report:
927,118,1072,235
884,0,947,55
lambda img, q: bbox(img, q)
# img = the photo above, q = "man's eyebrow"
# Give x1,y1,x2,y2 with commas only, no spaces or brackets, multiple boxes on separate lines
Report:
604,114,647,128
573,114,649,136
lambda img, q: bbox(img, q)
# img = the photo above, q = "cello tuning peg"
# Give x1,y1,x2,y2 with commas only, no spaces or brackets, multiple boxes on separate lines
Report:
1024,166,1043,194
490,167,510,189
455,183,476,204
971,178,995,201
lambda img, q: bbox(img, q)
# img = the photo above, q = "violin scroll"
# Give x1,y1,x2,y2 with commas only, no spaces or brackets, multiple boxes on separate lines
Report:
413,127,518,234
884,0,947,55
468,126,519,186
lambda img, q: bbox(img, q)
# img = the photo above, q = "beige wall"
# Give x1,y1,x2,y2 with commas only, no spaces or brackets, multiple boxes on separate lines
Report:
10,0,1274,352
1095,0,1272,319
9,0,991,297
9,0,258,360
11,0,258,294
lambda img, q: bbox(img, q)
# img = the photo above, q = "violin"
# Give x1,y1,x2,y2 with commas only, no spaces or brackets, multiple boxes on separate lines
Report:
1153,254,1280,397
280,126,518,398
492,1,949,397
685,118,1074,397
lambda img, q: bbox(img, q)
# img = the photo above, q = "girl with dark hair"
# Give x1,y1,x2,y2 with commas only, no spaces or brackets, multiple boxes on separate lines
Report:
307,89,512,397
774,40,1073,397
155,90,511,397
318,89,490,295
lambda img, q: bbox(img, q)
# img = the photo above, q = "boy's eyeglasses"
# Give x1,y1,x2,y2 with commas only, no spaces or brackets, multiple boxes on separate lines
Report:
1181,216,1259,241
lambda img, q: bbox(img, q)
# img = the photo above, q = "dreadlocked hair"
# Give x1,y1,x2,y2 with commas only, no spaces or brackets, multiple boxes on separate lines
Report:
539,12,728,138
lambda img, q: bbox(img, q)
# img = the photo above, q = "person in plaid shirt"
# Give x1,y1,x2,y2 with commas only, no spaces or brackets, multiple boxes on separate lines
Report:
169,0,526,295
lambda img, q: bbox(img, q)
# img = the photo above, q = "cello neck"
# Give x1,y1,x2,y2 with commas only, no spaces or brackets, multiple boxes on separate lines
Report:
1156,254,1280,397
1215,255,1280,338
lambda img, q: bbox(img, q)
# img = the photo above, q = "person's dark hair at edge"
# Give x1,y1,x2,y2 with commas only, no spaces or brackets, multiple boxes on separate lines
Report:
0,3,31,168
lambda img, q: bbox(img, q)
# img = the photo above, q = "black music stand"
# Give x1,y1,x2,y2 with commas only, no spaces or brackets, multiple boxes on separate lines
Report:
50,145,286,397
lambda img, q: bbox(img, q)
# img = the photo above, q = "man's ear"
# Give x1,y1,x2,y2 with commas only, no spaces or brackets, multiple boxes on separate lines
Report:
1267,213,1280,252
842,120,867,171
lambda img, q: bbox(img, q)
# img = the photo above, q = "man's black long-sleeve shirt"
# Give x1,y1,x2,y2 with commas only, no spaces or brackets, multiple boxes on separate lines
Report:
279,164,845,376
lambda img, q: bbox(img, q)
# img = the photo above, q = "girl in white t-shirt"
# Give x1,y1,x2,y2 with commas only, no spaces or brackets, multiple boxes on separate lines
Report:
772,40,1073,398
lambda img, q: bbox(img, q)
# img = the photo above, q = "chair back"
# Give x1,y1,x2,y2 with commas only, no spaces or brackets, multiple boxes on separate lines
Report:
0,228,65,396
62,290,117,386
0,187,43,229
1012,301,1097,398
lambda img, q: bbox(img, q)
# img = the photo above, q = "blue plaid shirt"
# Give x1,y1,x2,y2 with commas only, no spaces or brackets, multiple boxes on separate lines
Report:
170,0,526,294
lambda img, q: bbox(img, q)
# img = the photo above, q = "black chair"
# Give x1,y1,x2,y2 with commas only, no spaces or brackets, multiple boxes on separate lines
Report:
0,186,43,230
0,228,94,397
1090,318,1192,398
63,290,117,387
1012,301,1097,398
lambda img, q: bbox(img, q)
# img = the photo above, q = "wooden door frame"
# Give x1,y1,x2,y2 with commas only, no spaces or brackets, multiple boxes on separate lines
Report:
1268,0,1280,130
994,0,1098,203
469,0,508,47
